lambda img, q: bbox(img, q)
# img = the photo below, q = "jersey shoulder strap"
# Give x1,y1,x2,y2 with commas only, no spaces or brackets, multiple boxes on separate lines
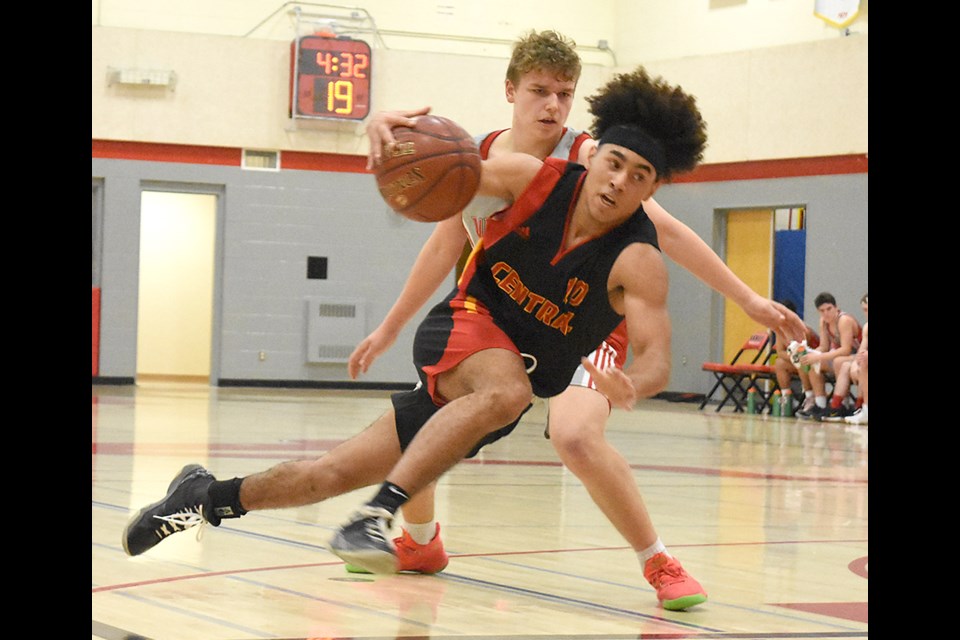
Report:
567,130,593,161
476,130,508,160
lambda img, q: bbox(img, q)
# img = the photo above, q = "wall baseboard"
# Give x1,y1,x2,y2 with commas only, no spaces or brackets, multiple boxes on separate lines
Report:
135,374,210,384
91,376,415,391
92,376,136,385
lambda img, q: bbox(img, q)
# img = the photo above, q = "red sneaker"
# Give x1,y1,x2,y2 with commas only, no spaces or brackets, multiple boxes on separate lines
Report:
643,552,708,610
345,523,449,574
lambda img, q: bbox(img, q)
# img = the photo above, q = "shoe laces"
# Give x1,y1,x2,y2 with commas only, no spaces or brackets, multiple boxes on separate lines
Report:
351,505,394,544
153,503,207,543
646,555,687,587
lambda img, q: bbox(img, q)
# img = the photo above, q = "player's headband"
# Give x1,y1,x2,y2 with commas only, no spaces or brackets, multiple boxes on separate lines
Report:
598,125,665,177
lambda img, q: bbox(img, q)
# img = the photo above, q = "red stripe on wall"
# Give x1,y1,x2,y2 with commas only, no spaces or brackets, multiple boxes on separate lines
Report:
281,150,369,173
92,140,866,181
92,140,242,166
672,153,867,183
91,140,368,173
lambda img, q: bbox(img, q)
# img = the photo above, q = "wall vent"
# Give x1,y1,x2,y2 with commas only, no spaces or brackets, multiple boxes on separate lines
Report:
242,149,281,171
313,345,355,361
306,298,365,363
107,67,177,89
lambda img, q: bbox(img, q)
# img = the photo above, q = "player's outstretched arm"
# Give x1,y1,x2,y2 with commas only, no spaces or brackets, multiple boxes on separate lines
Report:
643,196,806,343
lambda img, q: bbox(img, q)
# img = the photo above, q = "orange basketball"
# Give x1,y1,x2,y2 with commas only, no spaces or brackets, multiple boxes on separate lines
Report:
374,115,481,223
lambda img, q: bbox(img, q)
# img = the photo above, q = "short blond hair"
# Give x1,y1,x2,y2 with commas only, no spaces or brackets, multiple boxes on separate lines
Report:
505,30,581,86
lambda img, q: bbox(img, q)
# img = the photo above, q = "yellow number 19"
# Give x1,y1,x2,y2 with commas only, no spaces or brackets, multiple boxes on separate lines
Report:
326,80,354,115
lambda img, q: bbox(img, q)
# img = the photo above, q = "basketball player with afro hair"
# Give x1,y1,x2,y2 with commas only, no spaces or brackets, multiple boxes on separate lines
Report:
323,66,708,594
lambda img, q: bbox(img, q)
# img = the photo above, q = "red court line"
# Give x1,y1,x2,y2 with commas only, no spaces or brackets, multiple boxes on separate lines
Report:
773,602,868,624
93,538,866,594
93,439,866,484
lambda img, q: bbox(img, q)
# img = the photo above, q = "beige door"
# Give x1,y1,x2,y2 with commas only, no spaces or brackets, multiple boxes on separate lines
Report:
136,191,217,382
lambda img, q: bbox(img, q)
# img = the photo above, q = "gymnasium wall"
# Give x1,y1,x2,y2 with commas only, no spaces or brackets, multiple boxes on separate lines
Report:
91,149,866,393
92,26,866,163
92,155,445,387
92,4,868,394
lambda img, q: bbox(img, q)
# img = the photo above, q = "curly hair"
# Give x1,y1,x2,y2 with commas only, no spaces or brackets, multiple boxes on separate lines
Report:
506,30,581,85
586,67,707,181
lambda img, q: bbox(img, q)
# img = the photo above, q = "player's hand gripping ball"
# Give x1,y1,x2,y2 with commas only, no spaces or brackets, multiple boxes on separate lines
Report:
374,115,481,223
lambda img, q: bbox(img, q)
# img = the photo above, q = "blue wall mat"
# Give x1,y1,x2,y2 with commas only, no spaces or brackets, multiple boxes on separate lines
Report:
773,230,806,319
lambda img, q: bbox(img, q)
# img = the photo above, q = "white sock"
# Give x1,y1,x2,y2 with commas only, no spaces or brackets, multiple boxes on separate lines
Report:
404,520,438,545
815,395,827,408
805,390,814,399
638,538,668,565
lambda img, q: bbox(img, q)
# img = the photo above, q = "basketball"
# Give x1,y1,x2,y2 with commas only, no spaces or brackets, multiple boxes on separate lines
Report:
374,115,482,223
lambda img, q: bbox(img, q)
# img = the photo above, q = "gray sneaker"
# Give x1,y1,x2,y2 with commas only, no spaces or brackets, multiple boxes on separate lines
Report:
328,506,398,574
795,396,817,417
122,464,217,556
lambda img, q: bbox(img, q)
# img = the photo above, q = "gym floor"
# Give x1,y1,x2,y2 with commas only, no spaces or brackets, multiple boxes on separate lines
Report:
92,381,868,640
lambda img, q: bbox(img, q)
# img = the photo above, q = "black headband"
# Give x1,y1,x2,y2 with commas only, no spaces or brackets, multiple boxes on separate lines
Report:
598,125,666,176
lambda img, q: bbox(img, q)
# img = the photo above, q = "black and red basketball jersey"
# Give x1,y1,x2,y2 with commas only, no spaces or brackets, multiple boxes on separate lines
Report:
454,158,659,397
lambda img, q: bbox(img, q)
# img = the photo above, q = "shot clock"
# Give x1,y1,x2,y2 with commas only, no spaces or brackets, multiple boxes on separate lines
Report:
290,35,371,120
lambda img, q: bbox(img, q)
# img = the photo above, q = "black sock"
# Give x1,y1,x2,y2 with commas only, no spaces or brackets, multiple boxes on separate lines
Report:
368,481,410,515
207,477,248,524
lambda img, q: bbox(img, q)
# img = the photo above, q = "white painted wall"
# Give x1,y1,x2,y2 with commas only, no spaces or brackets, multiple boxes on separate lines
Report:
91,1,867,57
91,1,868,163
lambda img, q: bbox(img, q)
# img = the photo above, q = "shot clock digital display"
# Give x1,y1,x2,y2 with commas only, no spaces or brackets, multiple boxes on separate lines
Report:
291,35,371,120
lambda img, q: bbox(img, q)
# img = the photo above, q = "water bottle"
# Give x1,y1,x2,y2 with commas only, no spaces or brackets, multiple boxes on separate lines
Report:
771,389,782,417
782,389,793,417
746,387,758,414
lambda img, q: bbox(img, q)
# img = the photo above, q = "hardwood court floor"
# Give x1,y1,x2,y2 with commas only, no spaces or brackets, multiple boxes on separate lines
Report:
92,381,868,640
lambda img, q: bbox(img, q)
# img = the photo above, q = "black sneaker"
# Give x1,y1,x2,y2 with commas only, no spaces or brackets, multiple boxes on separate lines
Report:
821,405,852,422
122,464,217,556
328,506,398,574
802,405,827,421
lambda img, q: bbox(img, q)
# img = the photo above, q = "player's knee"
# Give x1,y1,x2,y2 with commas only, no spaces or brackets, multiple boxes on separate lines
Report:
551,427,591,461
481,381,532,425
551,424,607,471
